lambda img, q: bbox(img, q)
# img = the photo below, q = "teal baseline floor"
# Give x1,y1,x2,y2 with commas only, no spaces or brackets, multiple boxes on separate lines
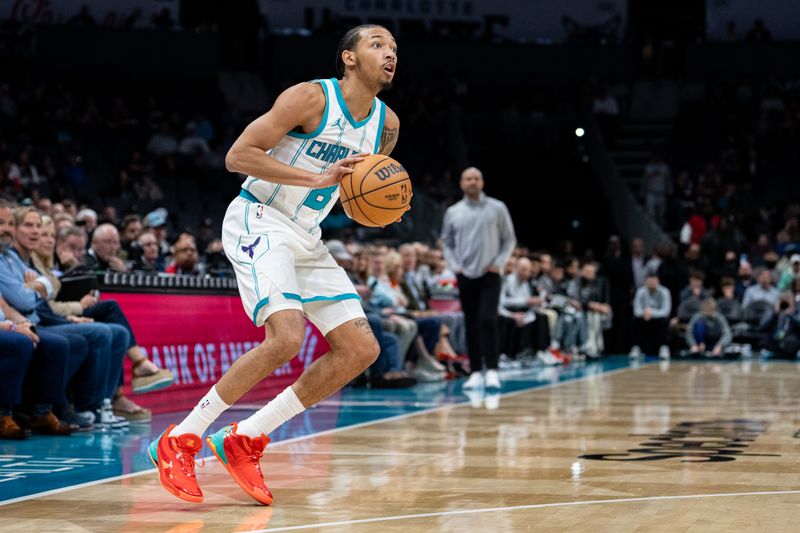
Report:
0,356,643,504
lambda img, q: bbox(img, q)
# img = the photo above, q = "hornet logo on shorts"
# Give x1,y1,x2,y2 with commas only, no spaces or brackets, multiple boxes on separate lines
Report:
241,236,261,259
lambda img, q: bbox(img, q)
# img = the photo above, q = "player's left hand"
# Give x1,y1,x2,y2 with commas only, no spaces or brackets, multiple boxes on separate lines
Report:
315,153,368,188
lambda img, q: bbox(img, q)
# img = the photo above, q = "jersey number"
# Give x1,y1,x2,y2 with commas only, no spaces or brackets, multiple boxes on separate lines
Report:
302,185,337,210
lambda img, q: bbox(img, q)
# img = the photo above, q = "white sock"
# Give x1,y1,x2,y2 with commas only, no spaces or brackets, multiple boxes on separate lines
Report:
169,386,230,437
237,386,305,438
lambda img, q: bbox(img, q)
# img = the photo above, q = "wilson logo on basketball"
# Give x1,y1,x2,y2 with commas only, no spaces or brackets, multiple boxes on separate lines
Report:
374,163,406,181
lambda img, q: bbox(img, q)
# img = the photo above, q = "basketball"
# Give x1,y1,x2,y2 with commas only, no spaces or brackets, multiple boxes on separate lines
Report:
339,154,412,227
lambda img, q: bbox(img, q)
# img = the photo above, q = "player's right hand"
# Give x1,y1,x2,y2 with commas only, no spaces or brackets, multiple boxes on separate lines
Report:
314,154,366,188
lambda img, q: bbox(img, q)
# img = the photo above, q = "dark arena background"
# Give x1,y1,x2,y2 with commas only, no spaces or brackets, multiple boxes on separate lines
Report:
1,1,800,531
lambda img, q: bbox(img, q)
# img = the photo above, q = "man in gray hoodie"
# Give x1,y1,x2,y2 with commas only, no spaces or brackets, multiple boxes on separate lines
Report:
630,273,672,358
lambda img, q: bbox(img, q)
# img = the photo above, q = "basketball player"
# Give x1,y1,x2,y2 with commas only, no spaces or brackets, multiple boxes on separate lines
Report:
149,25,402,505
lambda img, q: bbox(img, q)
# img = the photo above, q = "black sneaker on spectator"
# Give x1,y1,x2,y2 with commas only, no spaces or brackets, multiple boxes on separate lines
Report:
370,371,417,389
57,404,94,432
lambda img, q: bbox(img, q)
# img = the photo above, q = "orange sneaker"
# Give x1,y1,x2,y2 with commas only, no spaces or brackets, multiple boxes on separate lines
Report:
206,423,273,505
148,424,204,503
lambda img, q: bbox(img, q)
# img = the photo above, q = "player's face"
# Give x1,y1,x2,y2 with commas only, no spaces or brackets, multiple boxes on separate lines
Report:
355,28,397,89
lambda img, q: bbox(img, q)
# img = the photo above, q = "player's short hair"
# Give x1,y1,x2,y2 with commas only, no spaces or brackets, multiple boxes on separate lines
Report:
336,24,385,77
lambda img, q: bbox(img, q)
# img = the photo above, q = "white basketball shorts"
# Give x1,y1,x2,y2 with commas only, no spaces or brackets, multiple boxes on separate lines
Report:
222,191,365,335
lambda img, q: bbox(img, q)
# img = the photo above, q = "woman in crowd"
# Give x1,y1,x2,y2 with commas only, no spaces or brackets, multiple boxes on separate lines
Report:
367,249,446,381
33,214,174,421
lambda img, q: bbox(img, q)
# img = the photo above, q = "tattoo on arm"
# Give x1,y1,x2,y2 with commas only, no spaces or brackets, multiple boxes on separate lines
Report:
354,318,374,335
379,126,399,155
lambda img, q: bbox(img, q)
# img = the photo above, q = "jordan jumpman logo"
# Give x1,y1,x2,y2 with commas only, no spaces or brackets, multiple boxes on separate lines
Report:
241,236,260,259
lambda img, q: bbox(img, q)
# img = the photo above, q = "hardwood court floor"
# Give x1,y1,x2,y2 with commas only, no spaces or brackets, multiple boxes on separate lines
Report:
2,360,800,532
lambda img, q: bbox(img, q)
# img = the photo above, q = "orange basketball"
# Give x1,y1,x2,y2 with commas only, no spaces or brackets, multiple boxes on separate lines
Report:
339,154,412,227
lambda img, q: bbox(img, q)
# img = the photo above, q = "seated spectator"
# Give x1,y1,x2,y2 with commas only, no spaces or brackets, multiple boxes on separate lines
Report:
498,256,552,360
742,268,781,309
119,214,143,264
53,213,76,235
716,277,744,324
757,294,800,358
75,208,98,235
133,174,164,203
132,230,166,272
368,248,445,381
364,312,416,389
165,234,200,275
0,201,124,430
777,254,800,291
567,261,612,357
325,240,416,388
0,294,72,438
204,238,231,275
399,243,465,356
385,250,451,368
736,261,755,301
685,299,733,357
75,223,129,273
630,273,672,358
55,225,87,273
143,208,170,256
426,248,459,299
34,215,174,419
677,270,711,323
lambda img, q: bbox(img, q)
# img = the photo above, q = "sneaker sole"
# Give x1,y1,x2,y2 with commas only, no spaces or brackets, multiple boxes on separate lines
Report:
148,437,204,504
206,435,273,506
114,411,152,423
132,376,175,394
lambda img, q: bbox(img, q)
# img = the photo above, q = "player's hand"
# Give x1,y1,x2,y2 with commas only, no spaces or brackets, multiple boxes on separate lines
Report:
315,154,367,188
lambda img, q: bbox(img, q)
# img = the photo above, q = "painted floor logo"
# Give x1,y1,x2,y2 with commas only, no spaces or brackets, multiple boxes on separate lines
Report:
0,455,109,484
580,419,779,462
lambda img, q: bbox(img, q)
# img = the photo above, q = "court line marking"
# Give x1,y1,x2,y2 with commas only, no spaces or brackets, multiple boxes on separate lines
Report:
267,450,441,457
243,490,800,532
0,362,645,507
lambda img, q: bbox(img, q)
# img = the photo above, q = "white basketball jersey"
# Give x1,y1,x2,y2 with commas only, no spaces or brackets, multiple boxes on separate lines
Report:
241,78,386,236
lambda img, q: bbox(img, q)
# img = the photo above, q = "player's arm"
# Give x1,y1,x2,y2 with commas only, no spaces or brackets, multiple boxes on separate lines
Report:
378,107,400,155
225,82,364,187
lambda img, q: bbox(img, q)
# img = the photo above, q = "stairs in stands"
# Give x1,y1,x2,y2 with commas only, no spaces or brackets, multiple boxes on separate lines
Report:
608,122,672,205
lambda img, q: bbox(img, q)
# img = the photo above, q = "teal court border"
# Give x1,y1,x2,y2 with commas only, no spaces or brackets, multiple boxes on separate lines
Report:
0,356,661,504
